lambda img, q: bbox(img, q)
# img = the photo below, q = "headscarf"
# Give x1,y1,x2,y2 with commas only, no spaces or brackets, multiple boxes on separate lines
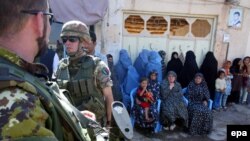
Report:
167,71,177,82
167,70,177,79
166,52,183,79
194,73,204,80
230,58,241,74
187,73,210,102
149,69,158,77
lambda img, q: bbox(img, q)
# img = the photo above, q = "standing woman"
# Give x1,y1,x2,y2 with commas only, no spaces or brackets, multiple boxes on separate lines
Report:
107,54,123,102
228,58,242,104
187,73,213,135
166,52,183,81
179,51,199,88
200,51,218,101
239,56,250,104
160,71,188,131
158,50,167,79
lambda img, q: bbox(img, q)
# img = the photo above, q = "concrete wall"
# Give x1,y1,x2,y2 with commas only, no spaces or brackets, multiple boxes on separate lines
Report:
95,0,250,66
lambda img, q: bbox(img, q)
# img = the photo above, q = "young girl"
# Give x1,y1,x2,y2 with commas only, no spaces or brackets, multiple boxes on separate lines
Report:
148,70,160,101
213,70,226,111
221,61,233,109
136,77,155,121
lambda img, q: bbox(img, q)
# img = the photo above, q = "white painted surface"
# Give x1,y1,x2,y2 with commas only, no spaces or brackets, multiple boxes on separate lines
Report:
93,0,250,66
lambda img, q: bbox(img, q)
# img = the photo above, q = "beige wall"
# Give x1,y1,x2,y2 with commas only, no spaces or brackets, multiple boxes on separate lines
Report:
98,0,250,65
226,3,250,64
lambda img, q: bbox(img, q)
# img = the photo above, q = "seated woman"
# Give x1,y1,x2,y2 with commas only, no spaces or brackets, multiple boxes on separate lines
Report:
160,71,188,131
186,73,213,135
132,77,158,130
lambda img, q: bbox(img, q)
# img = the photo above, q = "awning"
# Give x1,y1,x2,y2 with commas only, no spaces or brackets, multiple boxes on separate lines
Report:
49,0,109,25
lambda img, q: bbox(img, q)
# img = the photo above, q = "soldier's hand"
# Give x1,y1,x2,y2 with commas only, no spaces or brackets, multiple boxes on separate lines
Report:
81,110,96,121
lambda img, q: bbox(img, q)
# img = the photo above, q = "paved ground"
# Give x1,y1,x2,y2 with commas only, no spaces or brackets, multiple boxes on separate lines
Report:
131,104,250,141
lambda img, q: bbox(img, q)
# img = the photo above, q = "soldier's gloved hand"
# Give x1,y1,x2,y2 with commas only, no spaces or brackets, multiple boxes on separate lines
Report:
81,110,96,121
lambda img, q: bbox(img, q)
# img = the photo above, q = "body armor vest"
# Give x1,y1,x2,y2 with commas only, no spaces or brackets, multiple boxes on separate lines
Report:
57,55,105,120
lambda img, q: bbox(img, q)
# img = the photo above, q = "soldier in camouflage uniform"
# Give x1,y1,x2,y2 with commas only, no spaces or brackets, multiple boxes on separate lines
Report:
56,21,115,139
0,0,94,140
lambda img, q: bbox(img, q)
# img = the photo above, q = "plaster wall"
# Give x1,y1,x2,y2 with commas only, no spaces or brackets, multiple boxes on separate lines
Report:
96,0,250,66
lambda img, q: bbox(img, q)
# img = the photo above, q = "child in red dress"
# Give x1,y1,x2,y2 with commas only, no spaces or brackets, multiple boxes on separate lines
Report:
136,77,155,121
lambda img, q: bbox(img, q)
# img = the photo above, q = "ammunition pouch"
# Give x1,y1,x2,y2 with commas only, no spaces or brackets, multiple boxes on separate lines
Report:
57,55,106,121
67,79,105,120
78,96,105,120
56,58,70,82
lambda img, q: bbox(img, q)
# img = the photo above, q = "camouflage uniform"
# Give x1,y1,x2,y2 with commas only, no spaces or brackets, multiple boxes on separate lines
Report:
58,55,113,120
57,21,116,140
0,47,90,141
57,21,113,123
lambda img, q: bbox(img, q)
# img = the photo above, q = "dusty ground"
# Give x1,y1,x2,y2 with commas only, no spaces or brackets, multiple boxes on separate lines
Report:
131,104,250,141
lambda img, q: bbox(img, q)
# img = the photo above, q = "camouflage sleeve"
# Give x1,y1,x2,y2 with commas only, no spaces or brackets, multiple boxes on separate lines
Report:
0,88,58,141
95,60,113,89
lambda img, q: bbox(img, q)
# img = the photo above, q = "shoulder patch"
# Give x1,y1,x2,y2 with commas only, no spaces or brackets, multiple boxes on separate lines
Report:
102,67,109,75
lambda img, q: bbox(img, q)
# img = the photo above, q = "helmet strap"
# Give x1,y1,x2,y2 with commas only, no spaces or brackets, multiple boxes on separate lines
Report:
68,44,85,60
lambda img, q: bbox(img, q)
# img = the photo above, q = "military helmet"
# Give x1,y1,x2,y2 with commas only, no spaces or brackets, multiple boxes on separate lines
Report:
60,20,91,42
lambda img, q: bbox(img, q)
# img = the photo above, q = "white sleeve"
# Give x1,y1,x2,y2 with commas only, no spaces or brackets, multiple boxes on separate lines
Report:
215,79,220,90
52,53,59,79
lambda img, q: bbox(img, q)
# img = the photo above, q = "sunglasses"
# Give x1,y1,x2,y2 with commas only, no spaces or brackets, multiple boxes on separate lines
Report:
61,36,79,43
21,10,54,25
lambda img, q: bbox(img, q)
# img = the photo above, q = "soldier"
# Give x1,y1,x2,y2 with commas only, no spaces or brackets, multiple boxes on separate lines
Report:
0,0,95,140
56,21,114,139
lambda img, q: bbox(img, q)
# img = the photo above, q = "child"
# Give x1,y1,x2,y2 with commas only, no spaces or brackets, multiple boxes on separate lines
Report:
213,70,226,111
148,70,160,101
221,61,233,109
136,77,155,121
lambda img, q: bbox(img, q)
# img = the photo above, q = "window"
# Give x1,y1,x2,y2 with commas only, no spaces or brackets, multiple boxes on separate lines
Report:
125,15,144,34
170,18,189,36
146,16,167,35
192,19,211,37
